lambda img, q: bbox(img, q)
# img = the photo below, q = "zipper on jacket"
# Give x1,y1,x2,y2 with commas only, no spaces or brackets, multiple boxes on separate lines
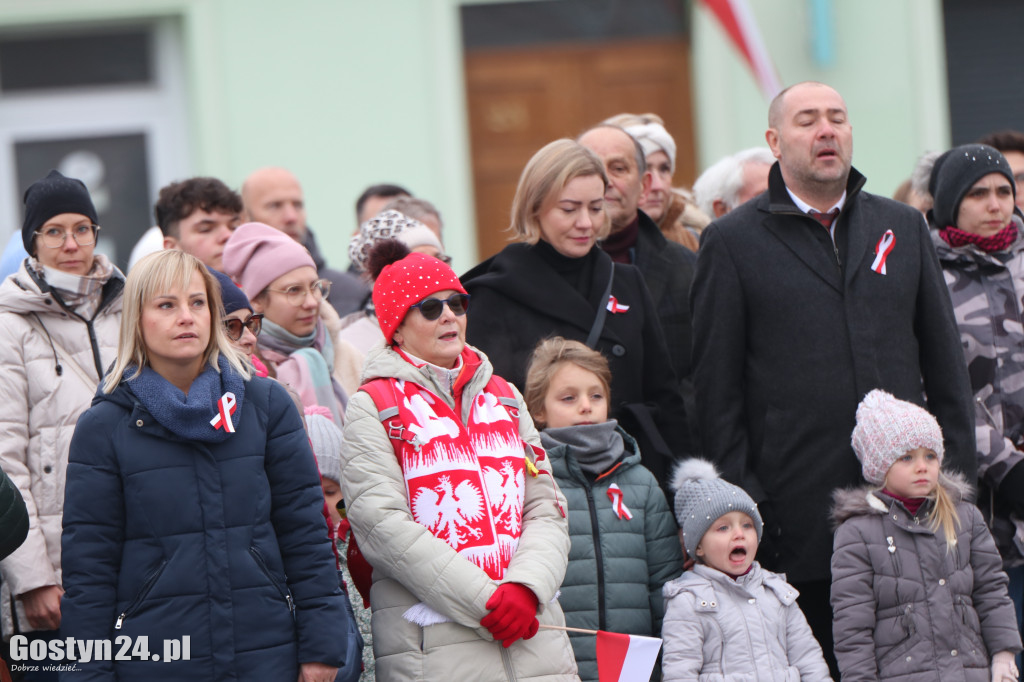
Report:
583,486,607,630
115,559,167,630
886,536,902,576
250,546,295,614
500,646,517,681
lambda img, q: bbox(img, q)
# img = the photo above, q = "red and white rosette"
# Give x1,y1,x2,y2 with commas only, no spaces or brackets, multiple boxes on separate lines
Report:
607,483,633,521
210,391,237,433
871,229,896,275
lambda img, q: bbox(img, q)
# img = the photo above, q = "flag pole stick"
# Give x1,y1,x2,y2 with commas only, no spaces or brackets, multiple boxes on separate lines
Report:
538,624,599,635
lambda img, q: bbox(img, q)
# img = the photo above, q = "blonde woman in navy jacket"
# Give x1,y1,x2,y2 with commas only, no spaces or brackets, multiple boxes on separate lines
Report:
60,250,351,681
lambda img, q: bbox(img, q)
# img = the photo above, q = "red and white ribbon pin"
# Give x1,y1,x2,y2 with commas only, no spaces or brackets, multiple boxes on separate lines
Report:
210,392,237,433
606,296,630,314
607,483,633,520
871,230,896,275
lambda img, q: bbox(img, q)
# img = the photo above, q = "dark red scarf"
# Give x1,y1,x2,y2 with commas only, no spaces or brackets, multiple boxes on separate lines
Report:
939,223,1017,252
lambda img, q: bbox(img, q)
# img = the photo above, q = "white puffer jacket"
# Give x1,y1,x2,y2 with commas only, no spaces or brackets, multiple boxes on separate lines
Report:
0,260,122,636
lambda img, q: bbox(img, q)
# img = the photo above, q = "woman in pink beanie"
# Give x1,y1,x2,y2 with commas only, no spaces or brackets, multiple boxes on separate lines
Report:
338,239,578,681
222,222,361,426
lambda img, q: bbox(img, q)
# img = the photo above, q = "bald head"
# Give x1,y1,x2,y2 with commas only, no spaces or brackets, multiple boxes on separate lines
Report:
242,166,307,242
768,81,843,129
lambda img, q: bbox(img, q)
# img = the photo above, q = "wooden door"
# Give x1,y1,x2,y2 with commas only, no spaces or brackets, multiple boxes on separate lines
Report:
464,39,696,261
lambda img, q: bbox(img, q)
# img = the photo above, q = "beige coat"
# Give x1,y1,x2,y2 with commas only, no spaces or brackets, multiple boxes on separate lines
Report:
340,344,579,681
0,261,122,636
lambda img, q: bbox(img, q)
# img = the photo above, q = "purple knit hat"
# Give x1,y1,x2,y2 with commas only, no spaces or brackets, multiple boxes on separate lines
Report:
222,222,316,299
851,389,945,485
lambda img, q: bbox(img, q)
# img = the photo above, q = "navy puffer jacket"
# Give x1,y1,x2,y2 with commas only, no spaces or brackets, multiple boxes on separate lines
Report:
61,374,348,681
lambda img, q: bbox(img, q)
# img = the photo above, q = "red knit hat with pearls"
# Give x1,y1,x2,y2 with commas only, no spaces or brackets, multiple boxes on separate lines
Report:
373,252,467,344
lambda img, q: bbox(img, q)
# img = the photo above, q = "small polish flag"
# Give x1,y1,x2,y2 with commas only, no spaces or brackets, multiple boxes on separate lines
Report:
606,296,630,313
596,631,662,682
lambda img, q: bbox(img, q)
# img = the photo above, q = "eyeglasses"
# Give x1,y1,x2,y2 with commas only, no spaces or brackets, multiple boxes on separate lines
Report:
223,313,263,341
266,279,331,306
34,224,99,249
408,293,470,321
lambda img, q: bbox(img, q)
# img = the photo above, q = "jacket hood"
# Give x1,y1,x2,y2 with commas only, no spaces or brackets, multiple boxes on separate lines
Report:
931,211,1024,266
831,470,974,527
0,259,124,318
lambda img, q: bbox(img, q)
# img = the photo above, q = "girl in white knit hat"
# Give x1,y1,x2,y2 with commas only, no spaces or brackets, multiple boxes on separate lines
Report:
660,459,828,681
831,389,1021,681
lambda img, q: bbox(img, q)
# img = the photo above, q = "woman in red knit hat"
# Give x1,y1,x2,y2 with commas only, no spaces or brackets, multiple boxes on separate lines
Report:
338,240,579,681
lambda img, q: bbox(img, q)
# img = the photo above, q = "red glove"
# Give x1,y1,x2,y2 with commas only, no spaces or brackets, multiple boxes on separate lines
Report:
480,583,539,647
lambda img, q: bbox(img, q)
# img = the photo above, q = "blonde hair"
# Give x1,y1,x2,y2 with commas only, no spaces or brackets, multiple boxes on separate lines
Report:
508,139,611,244
928,472,962,551
103,250,250,393
524,336,612,428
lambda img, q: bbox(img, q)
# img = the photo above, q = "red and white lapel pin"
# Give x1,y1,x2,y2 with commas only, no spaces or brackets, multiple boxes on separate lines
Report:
607,483,633,520
871,229,896,275
210,392,237,433
606,296,630,314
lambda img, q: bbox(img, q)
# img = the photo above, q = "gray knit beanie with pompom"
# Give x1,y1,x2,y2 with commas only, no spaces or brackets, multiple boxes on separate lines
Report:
672,459,763,558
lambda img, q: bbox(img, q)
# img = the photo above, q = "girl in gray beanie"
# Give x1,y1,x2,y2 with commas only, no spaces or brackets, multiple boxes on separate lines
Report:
660,459,828,681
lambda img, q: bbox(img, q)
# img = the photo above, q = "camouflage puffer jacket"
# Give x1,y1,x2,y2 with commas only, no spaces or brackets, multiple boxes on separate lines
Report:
932,215,1024,568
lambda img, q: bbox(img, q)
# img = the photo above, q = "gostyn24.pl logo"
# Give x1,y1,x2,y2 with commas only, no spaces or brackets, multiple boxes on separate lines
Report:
10,635,191,664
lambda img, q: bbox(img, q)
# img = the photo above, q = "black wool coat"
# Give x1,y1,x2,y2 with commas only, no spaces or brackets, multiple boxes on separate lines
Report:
615,213,698,438
463,243,692,485
691,163,976,583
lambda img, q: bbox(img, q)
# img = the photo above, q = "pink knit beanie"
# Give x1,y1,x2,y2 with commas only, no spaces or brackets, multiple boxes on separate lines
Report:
851,389,945,485
222,222,317,299
372,252,466,344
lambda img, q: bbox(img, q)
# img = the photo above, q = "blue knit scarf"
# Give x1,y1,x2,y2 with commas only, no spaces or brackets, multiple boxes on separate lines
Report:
126,355,246,443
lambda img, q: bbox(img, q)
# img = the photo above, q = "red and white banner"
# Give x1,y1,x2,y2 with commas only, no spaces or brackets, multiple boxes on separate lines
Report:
699,0,782,99
596,631,662,682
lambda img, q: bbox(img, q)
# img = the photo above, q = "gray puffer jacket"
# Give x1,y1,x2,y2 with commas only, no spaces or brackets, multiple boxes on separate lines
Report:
830,475,1022,681
661,563,829,681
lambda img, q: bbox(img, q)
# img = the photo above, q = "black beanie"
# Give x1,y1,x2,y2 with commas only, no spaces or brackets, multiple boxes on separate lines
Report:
932,144,1016,229
208,268,253,316
21,170,99,253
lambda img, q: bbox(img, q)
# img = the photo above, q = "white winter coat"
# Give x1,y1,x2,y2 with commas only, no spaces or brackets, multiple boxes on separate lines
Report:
0,261,122,636
661,563,830,681
340,343,579,681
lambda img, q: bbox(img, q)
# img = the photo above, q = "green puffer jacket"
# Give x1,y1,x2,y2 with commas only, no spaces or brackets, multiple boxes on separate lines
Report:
545,427,683,681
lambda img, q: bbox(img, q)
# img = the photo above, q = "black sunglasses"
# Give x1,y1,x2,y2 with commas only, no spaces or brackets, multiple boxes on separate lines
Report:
409,293,470,321
223,313,264,341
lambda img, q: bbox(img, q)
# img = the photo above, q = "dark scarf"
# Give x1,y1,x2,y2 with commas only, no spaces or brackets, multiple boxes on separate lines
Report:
540,420,624,476
532,239,599,303
126,355,245,443
601,216,640,264
939,222,1017,253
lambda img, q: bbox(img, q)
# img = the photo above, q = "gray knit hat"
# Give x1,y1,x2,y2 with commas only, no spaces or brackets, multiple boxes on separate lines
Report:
672,459,762,558
304,412,343,485
851,389,944,485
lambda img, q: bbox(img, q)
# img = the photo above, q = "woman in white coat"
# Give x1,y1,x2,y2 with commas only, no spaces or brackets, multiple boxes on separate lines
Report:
0,170,123,679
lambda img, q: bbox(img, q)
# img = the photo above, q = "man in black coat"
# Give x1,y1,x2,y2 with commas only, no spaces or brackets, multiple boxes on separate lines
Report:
691,81,976,676
577,125,698,437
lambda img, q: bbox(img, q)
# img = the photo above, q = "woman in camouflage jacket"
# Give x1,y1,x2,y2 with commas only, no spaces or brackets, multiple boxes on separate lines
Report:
930,143,1024,653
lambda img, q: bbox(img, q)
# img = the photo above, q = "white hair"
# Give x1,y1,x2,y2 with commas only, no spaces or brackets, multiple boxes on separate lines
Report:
693,147,776,217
